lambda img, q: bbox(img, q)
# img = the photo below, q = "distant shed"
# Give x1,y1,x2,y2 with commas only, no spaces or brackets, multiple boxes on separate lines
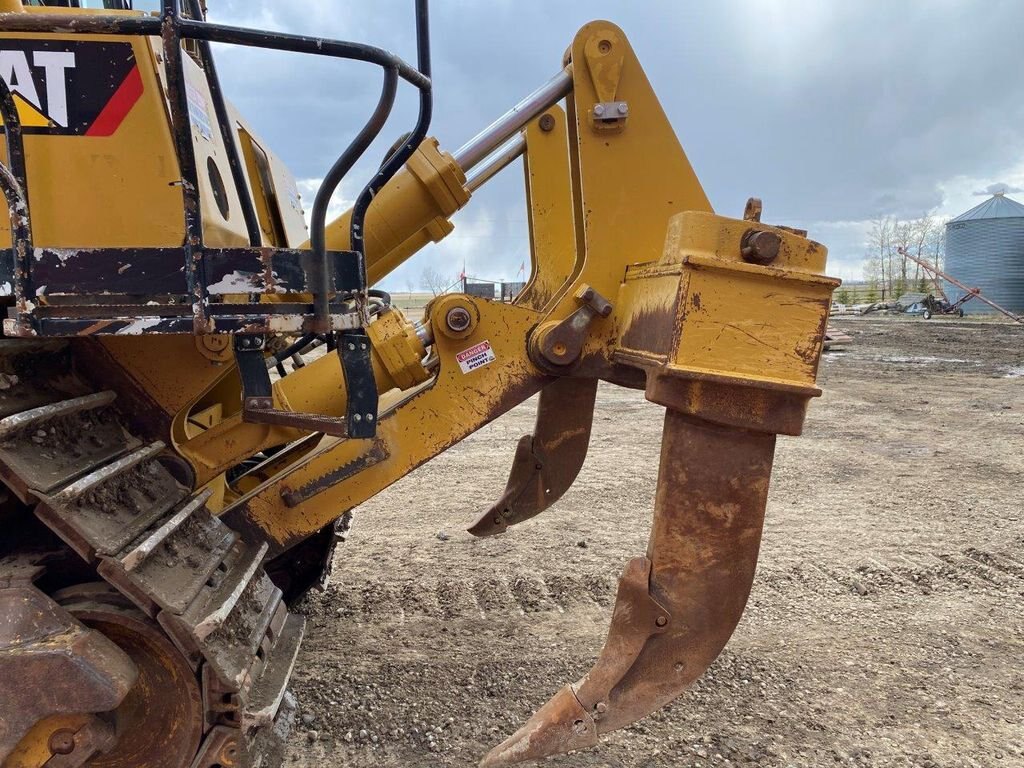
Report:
944,193,1024,314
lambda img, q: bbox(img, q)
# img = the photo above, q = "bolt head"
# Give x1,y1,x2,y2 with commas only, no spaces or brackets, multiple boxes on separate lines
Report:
741,229,782,265
593,104,605,116
538,113,556,132
617,103,628,115
49,730,76,755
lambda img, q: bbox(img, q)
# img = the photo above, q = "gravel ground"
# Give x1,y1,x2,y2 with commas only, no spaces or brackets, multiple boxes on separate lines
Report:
286,315,1023,768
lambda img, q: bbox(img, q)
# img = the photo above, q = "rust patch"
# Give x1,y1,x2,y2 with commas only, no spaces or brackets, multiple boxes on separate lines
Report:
281,439,389,508
469,378,598,537
618,304,675,358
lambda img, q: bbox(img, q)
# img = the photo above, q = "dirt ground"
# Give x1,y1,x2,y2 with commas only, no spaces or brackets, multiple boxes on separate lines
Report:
286,316,1023,768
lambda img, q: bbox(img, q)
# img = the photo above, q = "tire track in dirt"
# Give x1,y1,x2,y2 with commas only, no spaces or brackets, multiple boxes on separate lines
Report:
301,543,1024,625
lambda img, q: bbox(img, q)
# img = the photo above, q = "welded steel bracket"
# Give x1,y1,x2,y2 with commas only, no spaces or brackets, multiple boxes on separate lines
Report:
235,335,350,437
337,331,378,439
530,285,612,370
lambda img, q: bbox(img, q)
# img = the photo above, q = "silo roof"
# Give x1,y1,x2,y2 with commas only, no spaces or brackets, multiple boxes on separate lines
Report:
949,192,1024,222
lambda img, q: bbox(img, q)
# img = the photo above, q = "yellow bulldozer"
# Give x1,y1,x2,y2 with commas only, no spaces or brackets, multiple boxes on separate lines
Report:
0,1,839,766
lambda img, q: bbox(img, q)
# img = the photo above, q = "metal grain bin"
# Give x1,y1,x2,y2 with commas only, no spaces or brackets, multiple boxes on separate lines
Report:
944,193,1024,315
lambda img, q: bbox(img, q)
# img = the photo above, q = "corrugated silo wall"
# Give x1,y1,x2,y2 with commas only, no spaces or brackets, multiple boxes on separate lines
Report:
944,216,1024,314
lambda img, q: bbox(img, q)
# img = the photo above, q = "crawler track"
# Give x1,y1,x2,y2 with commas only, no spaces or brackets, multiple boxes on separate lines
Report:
0,340,301,767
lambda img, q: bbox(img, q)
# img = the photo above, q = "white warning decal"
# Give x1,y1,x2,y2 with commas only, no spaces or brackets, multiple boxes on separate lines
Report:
186,81,213,141
456,340,496,374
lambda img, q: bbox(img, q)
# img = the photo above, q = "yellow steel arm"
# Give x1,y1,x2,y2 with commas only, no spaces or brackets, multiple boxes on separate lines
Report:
516,106,577,312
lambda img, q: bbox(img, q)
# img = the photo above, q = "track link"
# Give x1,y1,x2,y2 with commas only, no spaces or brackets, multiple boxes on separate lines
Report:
0,341,302,768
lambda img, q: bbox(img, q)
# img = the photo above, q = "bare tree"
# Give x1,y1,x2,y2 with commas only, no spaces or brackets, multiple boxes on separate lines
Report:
865,216,892,300
420,266,449,296
864,214,946,299
926,221,945,272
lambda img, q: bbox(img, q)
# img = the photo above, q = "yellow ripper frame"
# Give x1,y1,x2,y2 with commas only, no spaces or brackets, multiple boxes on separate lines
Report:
170,20,839,764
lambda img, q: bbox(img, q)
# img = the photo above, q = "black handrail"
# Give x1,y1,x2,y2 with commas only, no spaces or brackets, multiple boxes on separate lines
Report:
348,0,432,319
0,12,428,89
308,66,398,330
0,75,32,315
184,0,262,247
159,0,209,330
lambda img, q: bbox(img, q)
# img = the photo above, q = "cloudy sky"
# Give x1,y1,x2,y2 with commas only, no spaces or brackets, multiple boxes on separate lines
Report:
207,0,1024,288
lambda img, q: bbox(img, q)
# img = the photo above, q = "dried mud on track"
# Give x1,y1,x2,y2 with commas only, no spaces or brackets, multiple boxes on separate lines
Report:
287,317,1023,768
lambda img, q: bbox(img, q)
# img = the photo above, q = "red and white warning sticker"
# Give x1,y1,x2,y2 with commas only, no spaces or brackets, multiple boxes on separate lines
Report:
455,340,496,374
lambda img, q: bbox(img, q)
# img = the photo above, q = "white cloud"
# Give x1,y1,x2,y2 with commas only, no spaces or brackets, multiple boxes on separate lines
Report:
937,160,1024,218
296,178,352,228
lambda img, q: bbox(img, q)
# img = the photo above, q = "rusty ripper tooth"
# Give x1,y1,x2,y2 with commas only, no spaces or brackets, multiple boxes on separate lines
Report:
469,377,597,537
481,411,776,766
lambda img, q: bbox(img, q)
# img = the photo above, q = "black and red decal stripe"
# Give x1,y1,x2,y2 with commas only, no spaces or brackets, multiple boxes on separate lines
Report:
85,65,143,137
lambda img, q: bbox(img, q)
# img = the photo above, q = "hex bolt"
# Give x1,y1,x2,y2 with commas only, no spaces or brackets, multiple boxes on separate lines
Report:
617,102,629,115
740,229,782,265
539,113,556,132
595,702,608,714
347,342,356,351
353,413,362,422
593,104,605,117
366,413,375,422
445,306,472,333
655,616,668,628
49,730,76,756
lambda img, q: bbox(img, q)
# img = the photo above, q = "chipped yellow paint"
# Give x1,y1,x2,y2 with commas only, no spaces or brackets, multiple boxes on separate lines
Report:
615,211,840,391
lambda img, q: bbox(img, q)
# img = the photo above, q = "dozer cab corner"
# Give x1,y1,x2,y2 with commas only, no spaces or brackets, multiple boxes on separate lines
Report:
0,1,839,766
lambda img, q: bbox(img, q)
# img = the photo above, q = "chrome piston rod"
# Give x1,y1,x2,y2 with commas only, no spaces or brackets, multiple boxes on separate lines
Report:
465,135,526,192
453,66,573,171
